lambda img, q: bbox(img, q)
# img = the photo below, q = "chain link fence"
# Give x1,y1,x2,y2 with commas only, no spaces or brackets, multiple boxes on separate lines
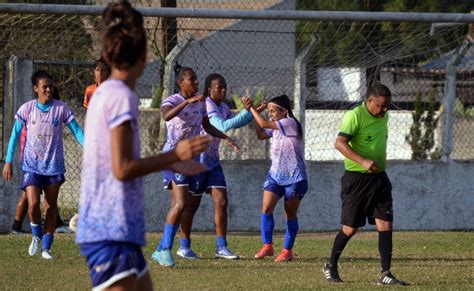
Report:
1,2,473,219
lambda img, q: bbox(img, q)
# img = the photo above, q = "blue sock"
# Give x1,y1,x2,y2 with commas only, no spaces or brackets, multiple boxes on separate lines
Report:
30,223,43,239
157,224,178,251
180,238,191,249
216,236,227,248
261,213,274,244
42,233,54,250
283,218,299,250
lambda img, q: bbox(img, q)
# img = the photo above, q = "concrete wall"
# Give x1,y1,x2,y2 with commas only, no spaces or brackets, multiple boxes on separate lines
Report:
142,160,473,233
0,160,472,233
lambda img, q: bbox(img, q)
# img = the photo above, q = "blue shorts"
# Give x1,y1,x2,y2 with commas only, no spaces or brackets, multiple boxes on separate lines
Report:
162,170,200,193
263,175,308,201
21,172,65,191
79,241,147,291
193,165,227,195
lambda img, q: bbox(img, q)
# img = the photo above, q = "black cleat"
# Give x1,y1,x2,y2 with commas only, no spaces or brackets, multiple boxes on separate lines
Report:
322,262,343,283
378,271,409,286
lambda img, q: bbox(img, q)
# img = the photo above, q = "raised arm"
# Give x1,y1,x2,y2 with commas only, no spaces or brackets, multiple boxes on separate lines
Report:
209,110,253,132
242,97,277,130
254,119,271,140
161,95,204,121
110,121,210,180
335,135,379,173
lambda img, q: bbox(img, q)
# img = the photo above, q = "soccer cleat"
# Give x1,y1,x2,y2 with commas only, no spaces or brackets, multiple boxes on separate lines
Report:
274,249,293,262
322,262,343,283
254,244,274,259
28,236,41,256
41,249,53,260
151,249,175,267
215,246,239,260
176,248,200,260
378,271,409,286
55,225,73,234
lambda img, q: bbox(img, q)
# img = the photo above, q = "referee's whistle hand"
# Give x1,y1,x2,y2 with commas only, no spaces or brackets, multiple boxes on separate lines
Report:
363,159,379,173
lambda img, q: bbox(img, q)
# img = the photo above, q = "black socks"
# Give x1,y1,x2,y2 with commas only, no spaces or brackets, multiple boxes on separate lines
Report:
329,230,351,265
12,219,23,232
378,231,393,272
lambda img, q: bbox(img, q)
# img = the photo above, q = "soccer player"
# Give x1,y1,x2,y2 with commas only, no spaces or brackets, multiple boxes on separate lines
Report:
151,68,239,267
9,87,72,235
242,94,308,262
177,73,265,260
76,2,209,290
83,57,111,109
2,71,84,260
322,84,408,285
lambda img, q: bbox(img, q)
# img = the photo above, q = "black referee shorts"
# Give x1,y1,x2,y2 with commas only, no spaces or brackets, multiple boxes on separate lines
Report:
340,171,393,228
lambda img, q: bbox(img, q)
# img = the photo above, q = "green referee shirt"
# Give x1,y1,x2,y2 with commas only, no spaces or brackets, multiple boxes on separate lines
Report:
338,102,388,173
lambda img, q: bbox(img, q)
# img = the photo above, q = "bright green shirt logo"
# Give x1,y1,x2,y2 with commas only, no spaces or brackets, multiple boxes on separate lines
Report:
339,102,388,173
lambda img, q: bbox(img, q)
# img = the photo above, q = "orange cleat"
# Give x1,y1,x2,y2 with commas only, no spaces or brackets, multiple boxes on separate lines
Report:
254,243,274,259
274,249,293,262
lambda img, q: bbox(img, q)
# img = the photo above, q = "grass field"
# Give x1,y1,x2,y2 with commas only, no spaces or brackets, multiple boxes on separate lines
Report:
0,231,472,290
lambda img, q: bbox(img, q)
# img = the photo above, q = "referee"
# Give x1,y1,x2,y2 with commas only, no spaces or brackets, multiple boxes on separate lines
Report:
322,84,408,286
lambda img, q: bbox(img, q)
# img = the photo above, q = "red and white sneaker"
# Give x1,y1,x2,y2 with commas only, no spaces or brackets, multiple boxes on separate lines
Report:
254,244,274,259
274,249,293,262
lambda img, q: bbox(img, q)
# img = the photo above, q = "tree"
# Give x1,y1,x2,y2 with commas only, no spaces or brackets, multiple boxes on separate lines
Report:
296,0,472,89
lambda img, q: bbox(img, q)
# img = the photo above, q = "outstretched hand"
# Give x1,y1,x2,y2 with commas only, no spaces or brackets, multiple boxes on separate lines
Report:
255,100,267,112
174,135,211,161
225,137,240,153
169,160,208,177
241,96,253,110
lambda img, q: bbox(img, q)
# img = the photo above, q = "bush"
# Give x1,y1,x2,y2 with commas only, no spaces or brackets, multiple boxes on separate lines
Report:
405,92,440,160
232,87,265,111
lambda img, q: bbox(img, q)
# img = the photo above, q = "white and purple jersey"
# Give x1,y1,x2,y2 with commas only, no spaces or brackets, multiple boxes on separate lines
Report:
267,118,306,185
200,97,232,169
76,79,145,246
161,93,206,152
15,99,74,175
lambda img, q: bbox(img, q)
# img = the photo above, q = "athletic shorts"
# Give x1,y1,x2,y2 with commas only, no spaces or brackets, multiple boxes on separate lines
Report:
193,165,227,195
79,241,148,291
162,170,200,193
340,171,393,228
21,172,65,191
263,175,308,201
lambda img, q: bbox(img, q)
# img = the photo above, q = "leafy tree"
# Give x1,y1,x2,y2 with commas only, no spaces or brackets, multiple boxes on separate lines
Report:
296,0,472,86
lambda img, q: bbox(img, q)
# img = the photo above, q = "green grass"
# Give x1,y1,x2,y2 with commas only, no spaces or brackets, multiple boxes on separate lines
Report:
0,231,472,290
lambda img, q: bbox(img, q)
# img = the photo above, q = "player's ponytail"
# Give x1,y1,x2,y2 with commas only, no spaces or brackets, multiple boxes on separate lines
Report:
269,95,303,138
102,1,146,70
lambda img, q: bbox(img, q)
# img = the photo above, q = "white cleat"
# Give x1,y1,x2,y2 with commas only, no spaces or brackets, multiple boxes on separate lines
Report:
41,249,53,260
28,236,41,256
215,246,239,260
176,248,200,260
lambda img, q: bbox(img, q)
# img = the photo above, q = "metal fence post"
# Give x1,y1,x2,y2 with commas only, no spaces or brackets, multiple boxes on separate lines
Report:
157,35,194,148
1,56,33,232
294,36,317,152
440,38,472,161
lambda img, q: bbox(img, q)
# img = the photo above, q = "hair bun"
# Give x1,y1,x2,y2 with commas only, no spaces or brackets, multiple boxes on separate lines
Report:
107,17,122,28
